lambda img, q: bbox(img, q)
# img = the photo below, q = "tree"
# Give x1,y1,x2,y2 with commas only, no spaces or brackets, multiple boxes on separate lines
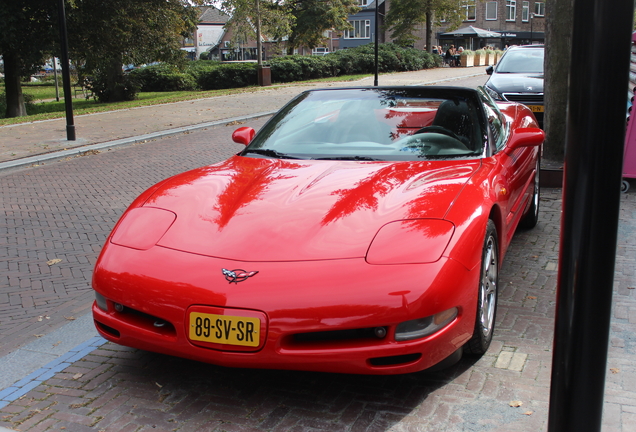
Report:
543,0,573,162
0,0,57,117
285,0,360,53
384,0,467,50
66,0,199,102
220,0,294,63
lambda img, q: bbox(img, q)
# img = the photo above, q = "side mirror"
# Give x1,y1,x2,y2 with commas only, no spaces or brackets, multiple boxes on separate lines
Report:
506,127,544,152
232,127,255,146
486,65,494,75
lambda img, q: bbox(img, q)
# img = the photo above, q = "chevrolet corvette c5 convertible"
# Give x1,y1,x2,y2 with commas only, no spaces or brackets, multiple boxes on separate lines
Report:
92,86,544,375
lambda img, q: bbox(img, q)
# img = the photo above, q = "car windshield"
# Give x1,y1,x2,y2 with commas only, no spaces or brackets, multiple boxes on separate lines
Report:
495,48,544,73
242,88,486,161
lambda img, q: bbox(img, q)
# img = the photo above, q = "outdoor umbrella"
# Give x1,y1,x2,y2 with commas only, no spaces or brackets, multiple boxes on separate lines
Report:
440,26,501,50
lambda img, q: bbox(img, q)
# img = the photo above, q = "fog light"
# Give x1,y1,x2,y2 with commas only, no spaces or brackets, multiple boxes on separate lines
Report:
395,308,458,341
95,291,108,311
114,303,124,312
374,327,387,338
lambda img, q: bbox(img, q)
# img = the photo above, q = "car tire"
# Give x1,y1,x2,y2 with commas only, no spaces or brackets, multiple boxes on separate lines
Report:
621,180,630,193
464,220,498,355
518,156,540,229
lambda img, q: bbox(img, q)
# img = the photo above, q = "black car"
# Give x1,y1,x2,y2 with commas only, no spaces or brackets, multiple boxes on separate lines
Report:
484,45,544,127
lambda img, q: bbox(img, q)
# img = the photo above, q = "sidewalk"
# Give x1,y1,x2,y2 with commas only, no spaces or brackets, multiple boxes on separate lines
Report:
0,67,485,169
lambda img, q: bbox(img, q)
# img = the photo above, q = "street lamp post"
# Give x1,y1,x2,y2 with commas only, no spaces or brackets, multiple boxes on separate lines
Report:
56,0,75,141
374,0,379,86
530,12,535,44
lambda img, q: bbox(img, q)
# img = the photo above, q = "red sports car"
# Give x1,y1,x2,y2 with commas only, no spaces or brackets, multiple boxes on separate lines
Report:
92,86,543,375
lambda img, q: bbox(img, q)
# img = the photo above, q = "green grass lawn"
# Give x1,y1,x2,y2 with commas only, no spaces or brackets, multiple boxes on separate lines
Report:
1,74,368,126
22,83,62,101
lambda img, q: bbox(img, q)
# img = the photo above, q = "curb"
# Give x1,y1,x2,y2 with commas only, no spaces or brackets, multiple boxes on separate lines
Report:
0,110,276,173
0,336,107,411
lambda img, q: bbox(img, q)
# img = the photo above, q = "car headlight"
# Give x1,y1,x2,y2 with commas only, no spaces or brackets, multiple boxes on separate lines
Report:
95,291,108,311
484,85,503,101
366,219,454,264
395,308,458,341
110,207,176,250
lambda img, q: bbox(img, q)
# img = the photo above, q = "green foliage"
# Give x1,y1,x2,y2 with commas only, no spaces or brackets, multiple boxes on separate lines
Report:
85,44,441,92
197,63,259,90
270,44,440,82
460,49,475,56
270,55,339,81
130,64,198,92
286,0,360,51
85,72,140,102
334,43,440,74
220,0,294,49
268,58,304,82
184,60,222,80
384,0,467,47
0,0,58,116
66,0,199,102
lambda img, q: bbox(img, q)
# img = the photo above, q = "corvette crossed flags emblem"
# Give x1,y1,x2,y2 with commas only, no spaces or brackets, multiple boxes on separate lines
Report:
222,268,259,284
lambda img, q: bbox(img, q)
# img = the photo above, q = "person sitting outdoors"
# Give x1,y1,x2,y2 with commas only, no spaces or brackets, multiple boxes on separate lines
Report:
444,45,457,67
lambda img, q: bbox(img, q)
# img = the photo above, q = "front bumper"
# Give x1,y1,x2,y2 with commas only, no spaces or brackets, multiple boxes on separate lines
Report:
92,244,479,375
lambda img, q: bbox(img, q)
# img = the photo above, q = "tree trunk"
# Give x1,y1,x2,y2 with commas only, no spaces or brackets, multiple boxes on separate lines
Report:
105,58,125,102
3,50,27,118
256,0,263,66
425,1,432,54
543,0,573,162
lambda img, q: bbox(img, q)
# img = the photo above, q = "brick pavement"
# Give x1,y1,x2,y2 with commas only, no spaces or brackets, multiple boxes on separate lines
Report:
0,117,266,358
0,119,635,430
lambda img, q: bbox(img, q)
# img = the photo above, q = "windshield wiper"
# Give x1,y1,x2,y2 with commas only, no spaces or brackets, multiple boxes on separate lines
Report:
242,148,302,159
315,156,381,161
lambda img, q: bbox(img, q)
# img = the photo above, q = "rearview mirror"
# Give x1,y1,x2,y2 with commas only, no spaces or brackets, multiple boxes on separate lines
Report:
506,127,544,152
232,127,255,146
486,65,494,75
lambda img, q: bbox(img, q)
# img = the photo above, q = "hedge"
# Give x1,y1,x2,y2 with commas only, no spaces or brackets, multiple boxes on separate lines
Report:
196,62,259,90
131,43,442,92
130,64,198,92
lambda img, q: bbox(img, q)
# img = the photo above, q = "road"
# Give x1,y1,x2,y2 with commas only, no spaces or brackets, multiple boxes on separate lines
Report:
1,74,635,432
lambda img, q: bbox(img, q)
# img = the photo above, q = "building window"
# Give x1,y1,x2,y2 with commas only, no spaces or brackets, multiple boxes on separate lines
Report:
506,0,516,21
344,20,371,39
359,0,368,5
534,1,545,16
522,1,529,21
485,1,497,20
462,0,476,21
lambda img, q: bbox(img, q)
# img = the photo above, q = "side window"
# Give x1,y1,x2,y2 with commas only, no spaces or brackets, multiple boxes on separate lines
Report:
478,88,507,151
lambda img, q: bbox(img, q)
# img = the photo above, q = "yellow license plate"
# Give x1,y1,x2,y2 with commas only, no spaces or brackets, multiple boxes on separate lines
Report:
189,312,260,347
527,105,544,113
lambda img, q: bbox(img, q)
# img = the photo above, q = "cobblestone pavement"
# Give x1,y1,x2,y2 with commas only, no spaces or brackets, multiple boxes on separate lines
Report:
1,68,635,431
1,118,635,431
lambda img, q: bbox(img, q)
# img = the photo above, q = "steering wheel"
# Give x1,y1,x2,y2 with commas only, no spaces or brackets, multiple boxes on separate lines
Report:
413,125,464,143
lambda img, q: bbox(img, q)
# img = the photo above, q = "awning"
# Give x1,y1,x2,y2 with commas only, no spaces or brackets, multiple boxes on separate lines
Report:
440,26,501,38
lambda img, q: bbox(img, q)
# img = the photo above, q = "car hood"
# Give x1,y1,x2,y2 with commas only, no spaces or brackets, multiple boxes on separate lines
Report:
143,156,481,261
487,73,544,94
